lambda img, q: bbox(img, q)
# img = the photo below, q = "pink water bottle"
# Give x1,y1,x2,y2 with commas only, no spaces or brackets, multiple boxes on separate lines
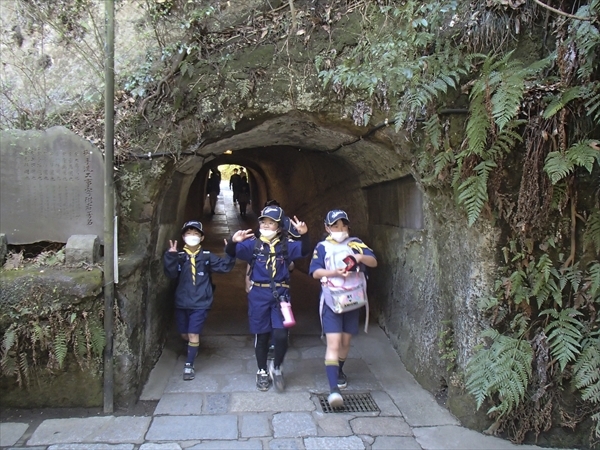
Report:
280,300,296,328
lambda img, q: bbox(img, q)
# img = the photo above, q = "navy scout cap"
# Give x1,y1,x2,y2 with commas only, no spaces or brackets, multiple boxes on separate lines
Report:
259,206,284,222
181,220,204,235
325,210,349,226
282,215,301,239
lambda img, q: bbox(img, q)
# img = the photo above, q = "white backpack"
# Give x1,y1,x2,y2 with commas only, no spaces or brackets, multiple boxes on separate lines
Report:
319,238,369,331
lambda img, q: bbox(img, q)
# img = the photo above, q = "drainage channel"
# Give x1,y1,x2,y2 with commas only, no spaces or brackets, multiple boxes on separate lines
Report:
316,392,380,413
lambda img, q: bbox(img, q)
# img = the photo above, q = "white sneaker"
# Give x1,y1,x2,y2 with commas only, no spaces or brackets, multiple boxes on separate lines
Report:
328,391,343,408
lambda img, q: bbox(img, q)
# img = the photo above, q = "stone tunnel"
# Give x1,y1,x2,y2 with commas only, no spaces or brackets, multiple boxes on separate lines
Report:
114,110,498,426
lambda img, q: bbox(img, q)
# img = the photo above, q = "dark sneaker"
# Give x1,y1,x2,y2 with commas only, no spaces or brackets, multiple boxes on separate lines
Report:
256,369,271,391
328,390,344,408
272,367,285,392
337,371,348,389
183,363,195,381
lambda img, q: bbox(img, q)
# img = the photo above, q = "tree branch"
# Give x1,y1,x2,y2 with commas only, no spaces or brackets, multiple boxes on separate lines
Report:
532,0,593,21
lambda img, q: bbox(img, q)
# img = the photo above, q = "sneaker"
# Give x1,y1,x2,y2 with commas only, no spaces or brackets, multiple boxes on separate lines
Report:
337,371,348,389
183,363,195,381
272,367,285,392
267,344,275,360
328,391,344,408
256,369,271,391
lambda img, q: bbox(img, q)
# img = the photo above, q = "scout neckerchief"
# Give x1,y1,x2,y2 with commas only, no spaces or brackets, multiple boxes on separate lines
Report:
260,236,281,298
183,245,201,285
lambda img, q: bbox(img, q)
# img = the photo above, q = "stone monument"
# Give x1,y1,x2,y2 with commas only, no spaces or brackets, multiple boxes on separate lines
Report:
0,126,104,244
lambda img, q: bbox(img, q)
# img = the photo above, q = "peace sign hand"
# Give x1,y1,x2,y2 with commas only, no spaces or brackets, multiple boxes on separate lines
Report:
168,240,178,252
290,216,308,235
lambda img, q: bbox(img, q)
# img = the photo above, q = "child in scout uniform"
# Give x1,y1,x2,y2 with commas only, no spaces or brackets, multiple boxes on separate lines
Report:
309,210,377,408
226,206,310,392
163,220,236,380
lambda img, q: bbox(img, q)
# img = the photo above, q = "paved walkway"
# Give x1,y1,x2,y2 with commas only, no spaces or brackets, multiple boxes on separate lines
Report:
1,182,552,449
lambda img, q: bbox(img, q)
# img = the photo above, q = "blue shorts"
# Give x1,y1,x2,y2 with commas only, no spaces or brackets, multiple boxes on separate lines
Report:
176,308,209,335
247,287,285,334
321,304,360,335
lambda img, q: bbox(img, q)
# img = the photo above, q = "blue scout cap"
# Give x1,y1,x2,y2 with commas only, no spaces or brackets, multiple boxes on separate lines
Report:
259,206,284,222
181,220,204,235
325,210,349,226
282,215,301,239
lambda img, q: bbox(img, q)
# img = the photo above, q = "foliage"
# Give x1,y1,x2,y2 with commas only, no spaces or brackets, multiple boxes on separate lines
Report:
465,328,533,418
438,320,458,373
0,293,106,386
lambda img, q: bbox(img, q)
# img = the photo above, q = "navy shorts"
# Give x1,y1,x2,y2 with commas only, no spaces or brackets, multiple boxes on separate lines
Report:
321,304,360,335
247,287,285,334
176,308,209,335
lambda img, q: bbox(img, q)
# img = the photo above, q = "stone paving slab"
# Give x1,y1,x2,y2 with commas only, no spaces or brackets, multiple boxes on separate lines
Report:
372,435,422,449
27,416,151,446
154,393,204,415
350,416,412,436
230,392,316,412
413,425,546,449
139,444,182,450
0,422,28,446
313,414,354,436
187,440,263,449
145,415,238,441
47,445,135,450
304,436,365,449
272,412,317,438
241,413,272,438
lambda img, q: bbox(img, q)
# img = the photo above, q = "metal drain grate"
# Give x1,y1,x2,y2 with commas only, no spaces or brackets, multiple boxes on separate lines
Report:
317,392,380,413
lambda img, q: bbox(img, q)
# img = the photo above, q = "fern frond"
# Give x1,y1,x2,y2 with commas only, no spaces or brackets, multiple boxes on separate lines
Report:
544,151,574,184
568,140,600,174
2,326,17,355
543,86,584,119
589,261,600,299
584,209,600,256
542,308,584,371
465,328,533,417
54,331,68,369
457,160,496,226
574,339,600,404
465,94,491,158
424,114,442,151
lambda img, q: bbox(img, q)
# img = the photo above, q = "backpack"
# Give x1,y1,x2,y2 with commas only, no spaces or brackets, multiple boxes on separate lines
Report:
319,238,369,331
178,250,216,292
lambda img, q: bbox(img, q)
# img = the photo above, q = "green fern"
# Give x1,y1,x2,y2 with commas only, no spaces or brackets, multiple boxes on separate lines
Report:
544,140,600,184
466,328,533,418
54,331,68,369
574,336,600,402
589,261,600,299
541,308,584,371
89,318,106,357
457,160,496,226
584,209,600,255
543,86,584,119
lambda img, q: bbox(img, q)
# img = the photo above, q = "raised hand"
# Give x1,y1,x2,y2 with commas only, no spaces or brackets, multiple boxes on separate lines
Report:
232,229,254,243
168,240,178,252
290,216,308,235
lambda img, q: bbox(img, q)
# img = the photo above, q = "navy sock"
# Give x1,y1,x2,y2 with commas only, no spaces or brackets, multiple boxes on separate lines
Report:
186,342,199,365
325,360,339,392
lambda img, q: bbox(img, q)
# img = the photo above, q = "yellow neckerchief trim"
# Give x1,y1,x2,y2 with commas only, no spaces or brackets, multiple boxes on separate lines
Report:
184,245,201,285
260,236,280,280
325,236,368,254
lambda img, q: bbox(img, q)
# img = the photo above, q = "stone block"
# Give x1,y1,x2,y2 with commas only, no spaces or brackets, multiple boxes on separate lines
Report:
65,235,100,264
0,233,7,265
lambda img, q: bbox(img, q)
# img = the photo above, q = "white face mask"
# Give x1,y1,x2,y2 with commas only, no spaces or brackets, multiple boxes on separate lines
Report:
183,235,202,247
330,231,349,242
260,229,277,240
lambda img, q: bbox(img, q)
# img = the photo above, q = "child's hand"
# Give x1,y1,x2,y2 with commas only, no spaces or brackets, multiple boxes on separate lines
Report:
232,229,254,243
290,216,308,235
168,240,178,252
333,267,349,278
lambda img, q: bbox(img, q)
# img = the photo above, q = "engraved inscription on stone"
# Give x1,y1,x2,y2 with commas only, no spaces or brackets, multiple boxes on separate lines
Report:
0,126,104,244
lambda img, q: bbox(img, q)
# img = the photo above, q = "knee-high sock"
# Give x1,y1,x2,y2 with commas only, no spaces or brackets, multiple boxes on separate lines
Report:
255,332,270,371
325,359,340,392
186,342,199,365
338,357,346,373
272,328,288,368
